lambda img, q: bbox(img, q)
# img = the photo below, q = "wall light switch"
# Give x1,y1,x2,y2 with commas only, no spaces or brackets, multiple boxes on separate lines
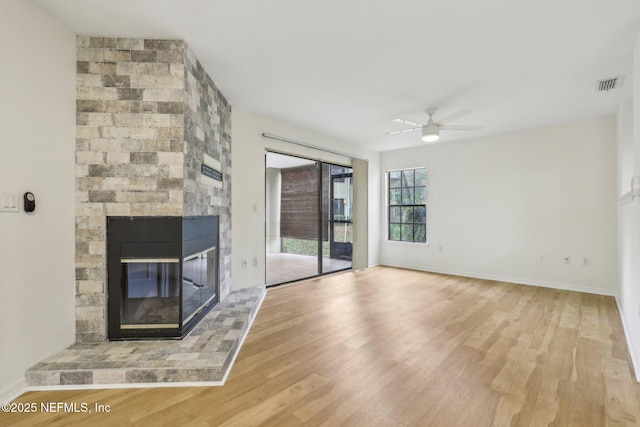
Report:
0,193,19,212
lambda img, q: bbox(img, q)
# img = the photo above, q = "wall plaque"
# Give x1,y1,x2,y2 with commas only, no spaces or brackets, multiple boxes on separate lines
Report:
201,164,222,181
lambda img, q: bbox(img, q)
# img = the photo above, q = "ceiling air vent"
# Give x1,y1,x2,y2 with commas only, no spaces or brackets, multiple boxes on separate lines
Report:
596,76,624,92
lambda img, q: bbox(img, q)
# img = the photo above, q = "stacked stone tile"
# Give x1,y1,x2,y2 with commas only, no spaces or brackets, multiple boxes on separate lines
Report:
75,36,232,343
183,46,232,297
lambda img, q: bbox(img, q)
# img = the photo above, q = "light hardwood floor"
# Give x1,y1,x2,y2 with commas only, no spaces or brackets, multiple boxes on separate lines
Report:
3,266,640,426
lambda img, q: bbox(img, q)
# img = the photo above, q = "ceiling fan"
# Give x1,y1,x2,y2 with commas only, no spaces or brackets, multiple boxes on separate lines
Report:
388,108,483,143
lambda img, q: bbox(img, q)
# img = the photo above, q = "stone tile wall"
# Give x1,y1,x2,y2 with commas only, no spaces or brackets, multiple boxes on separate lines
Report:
75,36,232,343
183,45,232,297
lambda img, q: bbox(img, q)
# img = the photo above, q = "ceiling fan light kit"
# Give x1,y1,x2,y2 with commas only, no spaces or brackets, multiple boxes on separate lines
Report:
421,125,440,142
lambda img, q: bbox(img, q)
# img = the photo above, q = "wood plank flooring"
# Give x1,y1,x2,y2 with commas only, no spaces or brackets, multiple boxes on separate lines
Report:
3,266,639,426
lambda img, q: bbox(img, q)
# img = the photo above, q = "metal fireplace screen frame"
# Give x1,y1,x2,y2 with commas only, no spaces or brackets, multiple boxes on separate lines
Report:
107,216,219,340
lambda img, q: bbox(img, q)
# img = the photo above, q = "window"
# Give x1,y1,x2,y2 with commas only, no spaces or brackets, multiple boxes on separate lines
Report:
388,168,427,243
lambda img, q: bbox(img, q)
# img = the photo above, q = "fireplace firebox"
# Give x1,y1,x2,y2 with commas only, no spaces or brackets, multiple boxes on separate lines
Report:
107,216,219,340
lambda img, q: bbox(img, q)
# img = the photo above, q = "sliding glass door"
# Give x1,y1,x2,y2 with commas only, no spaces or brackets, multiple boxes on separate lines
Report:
265,152,353,286
324,166,353,274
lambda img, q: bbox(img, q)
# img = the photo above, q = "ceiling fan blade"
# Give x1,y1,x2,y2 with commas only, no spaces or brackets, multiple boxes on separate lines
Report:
439,125,483,131
436,108,473,125
393,118,425,128
387,127,421,135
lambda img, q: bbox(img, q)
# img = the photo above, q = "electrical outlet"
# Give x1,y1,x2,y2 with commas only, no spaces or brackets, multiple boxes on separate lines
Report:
564,256,571,264
252,257,258,267
582,257,590,266
538,254,546,262
439,246,444,254
241,259,248,268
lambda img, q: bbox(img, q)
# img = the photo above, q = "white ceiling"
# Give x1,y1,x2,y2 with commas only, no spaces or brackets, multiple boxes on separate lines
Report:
266,152,315,169
35,0,640,151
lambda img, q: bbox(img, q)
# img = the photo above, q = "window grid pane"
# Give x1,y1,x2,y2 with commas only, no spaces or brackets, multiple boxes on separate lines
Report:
415,168,427,186
401,170,415,187
402,187,414,204
415,186,427,204
389,223,401,240
414,224,426,242
389,188,401,205
401,224,414,241
389,171,402,188
390,206,401,222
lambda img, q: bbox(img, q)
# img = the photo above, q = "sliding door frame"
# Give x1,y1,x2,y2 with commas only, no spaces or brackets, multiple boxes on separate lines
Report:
265,150,353,287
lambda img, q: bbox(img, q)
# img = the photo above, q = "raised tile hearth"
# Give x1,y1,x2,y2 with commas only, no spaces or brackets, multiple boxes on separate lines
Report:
26,285,265,389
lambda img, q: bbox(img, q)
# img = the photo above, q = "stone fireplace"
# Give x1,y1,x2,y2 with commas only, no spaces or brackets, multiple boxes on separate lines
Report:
75,36,231,343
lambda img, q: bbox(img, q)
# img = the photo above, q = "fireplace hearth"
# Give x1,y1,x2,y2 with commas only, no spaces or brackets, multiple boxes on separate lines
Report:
107,216,219,340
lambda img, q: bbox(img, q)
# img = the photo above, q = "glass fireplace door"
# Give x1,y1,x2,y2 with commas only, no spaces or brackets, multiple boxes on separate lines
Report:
182,247,217,324
121,258,181,329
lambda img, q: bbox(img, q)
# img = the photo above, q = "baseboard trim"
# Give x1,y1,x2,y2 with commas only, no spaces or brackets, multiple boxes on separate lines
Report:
615,296,640,383
23,380,226,393
0,378,27,404
0,337,75,402
382,263,618,297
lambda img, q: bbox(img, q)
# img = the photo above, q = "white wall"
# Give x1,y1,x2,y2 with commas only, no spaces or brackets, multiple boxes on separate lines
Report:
0,1,76,400
617,29,640,379
231,108,380,289
380,116,618,295
265,168,281,254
